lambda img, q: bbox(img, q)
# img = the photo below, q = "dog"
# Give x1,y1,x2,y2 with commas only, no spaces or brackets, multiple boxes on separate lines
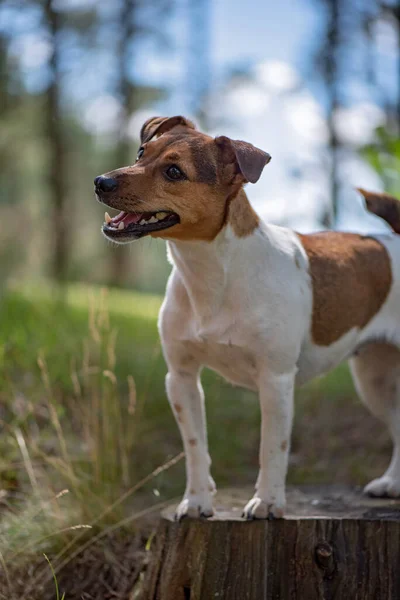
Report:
94,115,400,519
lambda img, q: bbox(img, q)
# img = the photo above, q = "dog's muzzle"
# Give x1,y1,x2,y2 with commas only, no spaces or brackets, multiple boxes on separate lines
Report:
94,174,180,243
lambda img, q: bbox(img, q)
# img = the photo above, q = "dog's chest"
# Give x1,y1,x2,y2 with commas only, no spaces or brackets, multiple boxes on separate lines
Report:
184,331,259,390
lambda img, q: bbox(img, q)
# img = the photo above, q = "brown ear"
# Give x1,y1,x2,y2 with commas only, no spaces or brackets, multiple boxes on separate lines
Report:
140,116,196,144
215,136,271,184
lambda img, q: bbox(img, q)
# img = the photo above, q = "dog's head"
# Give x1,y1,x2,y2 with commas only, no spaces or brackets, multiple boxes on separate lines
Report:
94,116,271,243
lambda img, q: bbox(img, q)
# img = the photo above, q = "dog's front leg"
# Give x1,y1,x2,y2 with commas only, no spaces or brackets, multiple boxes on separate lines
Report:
166,366,215,519
243,369,295,519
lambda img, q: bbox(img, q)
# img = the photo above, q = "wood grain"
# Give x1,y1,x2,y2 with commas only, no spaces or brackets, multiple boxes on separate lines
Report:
144,486,400,600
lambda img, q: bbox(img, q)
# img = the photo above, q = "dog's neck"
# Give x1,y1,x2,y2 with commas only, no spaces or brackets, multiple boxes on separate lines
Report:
167,190,264,321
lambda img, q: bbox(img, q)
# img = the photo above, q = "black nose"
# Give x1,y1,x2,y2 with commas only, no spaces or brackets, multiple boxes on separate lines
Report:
94,175,118,193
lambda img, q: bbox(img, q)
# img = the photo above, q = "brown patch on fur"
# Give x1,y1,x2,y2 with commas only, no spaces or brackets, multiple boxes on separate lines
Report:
372,375,385,388
281,440,288,451
188,438,197,446
189,139,217,184
227,189,260,237
173,403,182,413
357,188,400,233
189,488,196,495
140,116,195,144
299,232,392,346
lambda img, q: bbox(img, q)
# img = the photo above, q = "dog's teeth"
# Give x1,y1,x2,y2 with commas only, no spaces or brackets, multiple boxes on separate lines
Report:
118,221,125,230
105,212,112,224
156,212,167,220
140,219,146,225
149,216,158,224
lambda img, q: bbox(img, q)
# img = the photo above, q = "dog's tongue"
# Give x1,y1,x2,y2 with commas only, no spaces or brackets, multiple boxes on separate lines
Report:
111,211,142,226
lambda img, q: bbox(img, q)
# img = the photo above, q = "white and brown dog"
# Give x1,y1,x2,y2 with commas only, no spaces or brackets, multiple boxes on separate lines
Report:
95,115,400,519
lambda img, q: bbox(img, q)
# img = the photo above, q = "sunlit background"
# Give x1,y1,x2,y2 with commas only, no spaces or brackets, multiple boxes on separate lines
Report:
1,2,400,595
1,0,399,292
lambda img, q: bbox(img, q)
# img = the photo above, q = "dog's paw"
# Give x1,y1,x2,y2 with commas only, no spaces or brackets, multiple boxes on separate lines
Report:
175,490,214,521
364,475,400,498
242,496,285,520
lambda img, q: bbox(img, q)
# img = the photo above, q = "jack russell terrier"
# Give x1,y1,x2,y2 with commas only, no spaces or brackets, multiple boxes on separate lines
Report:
94,115,400,519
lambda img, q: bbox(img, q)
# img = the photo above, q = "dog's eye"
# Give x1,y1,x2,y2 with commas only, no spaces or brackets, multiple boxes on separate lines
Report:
165,165,185,181
136,147,144,162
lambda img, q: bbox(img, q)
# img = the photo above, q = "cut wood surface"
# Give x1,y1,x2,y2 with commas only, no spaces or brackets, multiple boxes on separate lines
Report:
144,486,400,600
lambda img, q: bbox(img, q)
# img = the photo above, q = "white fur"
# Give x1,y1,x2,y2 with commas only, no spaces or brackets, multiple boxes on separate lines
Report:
159,221,400,518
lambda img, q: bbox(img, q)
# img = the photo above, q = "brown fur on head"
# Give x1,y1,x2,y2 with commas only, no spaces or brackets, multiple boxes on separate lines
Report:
94,115,271,243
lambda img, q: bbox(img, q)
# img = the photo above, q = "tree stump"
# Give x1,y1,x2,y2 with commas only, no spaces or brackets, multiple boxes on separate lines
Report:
144,486,400,600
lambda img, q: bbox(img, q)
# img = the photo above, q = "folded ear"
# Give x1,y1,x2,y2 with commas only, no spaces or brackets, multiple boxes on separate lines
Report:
140,116,196,144
215,136,271,184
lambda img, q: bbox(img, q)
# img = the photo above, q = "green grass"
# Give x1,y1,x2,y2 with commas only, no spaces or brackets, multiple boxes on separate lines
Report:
0,280,391,491
43,554,66,600
0,280,393,595
0,282,176,597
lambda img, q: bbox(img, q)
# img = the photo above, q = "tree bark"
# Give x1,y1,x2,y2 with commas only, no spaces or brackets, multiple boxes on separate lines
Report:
323,0,340,228
45,0,68,283
145,486,400,600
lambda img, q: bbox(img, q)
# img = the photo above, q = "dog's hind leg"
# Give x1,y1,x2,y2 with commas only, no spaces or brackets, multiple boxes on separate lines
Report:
349,341,400,497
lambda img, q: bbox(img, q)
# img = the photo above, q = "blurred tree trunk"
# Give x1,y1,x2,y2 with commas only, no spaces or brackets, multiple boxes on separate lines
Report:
45,0,68,283
382,2,400,134
0,34,10,195
377,2,400,134
0,36,8,115
319,0,340,228
108,0,137,288
390,3,400,134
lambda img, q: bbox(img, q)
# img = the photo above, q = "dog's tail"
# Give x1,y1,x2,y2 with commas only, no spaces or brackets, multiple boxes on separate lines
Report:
357,188,400,234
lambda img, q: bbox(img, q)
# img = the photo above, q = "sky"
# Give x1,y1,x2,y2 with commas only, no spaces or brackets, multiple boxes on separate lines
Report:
2,0,399,233
213,0,319,68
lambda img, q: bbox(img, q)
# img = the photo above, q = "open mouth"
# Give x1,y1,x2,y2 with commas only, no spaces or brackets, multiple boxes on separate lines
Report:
102,209,180,240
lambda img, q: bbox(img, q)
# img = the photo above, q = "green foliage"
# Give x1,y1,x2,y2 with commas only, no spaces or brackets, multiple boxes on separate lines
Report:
360,127,400,196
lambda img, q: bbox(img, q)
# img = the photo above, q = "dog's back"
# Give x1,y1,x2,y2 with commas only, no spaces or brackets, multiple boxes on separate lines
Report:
296,191,400,383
